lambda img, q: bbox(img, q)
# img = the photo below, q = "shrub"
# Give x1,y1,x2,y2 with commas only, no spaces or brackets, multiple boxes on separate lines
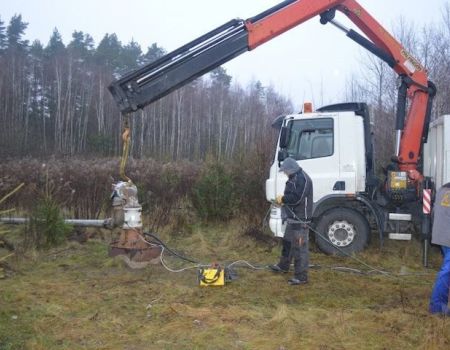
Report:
230,152,272,224
130,159,200,230
26,196,73,249
191,161,237,221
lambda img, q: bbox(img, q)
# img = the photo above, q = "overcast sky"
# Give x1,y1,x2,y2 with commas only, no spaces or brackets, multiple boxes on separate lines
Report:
0,0,446,109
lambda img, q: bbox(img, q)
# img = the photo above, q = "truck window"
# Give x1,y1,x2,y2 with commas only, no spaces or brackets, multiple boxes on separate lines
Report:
285,118,333,160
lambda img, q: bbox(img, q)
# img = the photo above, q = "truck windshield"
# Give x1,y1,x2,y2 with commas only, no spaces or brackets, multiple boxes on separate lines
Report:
285,118,333,160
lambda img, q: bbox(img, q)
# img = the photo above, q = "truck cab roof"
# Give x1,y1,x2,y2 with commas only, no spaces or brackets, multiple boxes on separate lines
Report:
272,102,370,130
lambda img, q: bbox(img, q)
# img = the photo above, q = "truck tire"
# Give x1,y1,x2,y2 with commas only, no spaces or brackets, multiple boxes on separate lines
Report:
314,208,370,255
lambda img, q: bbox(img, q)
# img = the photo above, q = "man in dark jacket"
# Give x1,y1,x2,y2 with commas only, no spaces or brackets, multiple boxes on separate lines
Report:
429,182,450,316
270,157,313,285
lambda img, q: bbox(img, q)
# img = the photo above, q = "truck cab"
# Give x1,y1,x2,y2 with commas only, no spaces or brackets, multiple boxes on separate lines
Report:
266,103,378,254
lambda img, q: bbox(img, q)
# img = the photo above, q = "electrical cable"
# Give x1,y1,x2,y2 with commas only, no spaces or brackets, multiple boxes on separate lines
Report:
226,260,268,270
143,231,199,264
159,246,204,273
262,206,272,230
139,220,431,280
137,231,204,272
312,261,434,277
141,231,269,274
312,225,394,277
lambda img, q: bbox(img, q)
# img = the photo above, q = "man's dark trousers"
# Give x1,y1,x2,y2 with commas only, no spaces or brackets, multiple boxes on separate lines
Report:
278,223,309,280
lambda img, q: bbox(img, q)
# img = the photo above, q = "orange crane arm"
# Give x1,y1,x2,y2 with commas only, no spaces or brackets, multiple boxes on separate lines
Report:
245,0,434,174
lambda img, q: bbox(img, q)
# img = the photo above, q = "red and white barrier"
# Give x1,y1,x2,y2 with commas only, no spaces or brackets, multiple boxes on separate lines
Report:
423,189,431,214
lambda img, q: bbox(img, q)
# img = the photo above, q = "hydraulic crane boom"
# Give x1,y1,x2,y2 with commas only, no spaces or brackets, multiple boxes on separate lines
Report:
108,0,435,176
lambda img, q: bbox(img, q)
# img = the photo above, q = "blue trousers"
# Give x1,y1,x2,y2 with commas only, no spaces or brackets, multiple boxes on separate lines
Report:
429,246,450,314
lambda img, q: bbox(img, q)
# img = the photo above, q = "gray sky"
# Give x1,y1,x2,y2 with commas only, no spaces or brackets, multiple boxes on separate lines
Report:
0,0,446,109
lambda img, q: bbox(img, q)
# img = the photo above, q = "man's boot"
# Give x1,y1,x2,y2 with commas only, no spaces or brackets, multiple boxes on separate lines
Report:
269,256,290,273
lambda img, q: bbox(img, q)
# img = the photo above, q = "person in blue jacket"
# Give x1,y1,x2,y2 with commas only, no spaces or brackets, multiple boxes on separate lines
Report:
429,182,450,316
269,157,313,285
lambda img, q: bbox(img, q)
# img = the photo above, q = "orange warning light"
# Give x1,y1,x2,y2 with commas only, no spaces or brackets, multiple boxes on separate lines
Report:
303,102,313,113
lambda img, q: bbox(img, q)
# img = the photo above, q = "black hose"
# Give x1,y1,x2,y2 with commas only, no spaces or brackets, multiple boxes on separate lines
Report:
143,231,199,264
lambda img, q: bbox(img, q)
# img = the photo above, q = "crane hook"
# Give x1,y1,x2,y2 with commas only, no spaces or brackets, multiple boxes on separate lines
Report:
120,115,132,183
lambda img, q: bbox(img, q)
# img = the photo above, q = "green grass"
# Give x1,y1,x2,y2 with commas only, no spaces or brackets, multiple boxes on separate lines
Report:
1,223,449,350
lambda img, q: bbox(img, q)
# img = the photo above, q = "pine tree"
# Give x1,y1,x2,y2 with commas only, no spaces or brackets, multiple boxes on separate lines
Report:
6,14,28,51
95,33,122,69
2,14,29,155
120,39,142,71
28,40,48,154
45,28,65,56
143,42,166,64
210,67,232,90
0,16,6,52
68,31,94,61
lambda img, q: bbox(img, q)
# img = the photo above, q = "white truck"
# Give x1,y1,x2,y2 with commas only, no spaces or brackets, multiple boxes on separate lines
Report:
266,108,449,258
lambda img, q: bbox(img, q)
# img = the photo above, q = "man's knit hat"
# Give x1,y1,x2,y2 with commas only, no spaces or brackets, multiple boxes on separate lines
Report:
279,157,300,175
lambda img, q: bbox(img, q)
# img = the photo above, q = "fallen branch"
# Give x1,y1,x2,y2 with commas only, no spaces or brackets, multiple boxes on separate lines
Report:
0,235,15,251
0,252,14,262
0,208,16,216
0,182,25,206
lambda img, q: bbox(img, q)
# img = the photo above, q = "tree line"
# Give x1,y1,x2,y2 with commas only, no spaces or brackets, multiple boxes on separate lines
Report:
1,7,450,169
0,14,292,160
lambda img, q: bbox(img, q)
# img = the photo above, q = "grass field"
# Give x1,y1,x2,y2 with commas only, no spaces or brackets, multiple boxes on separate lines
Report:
1,223,449,350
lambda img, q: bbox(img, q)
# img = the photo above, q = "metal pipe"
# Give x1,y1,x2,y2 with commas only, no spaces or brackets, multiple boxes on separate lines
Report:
328,19,396,68
0,217,112,228
64,219,112,227
0,217,28,224
423,239,429,267
395,130,402,157
330,19,350,33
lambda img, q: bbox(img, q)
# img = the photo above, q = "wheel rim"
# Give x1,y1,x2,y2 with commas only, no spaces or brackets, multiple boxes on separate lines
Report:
327,220,355,247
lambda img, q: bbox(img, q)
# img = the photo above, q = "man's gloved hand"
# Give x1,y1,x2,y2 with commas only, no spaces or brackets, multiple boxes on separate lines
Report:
275,195,283,205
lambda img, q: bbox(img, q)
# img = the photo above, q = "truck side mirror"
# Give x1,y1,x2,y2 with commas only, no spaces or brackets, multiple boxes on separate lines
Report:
278,149,289,162
279,126,291,149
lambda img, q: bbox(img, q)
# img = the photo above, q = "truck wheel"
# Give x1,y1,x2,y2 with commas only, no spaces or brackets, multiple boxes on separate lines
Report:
314,208,370,255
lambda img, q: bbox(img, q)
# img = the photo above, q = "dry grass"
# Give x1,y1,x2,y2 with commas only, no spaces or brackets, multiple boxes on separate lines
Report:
1,224,449,350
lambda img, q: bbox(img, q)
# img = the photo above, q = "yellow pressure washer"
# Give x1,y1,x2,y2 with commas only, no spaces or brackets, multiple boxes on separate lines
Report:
198,264,225,286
